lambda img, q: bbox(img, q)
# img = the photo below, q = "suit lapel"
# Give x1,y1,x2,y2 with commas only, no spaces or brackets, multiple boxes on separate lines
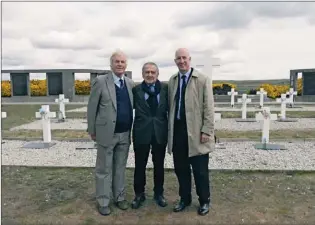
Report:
157,84,164,109
125,78,133,108
136,86,150,109
106,73,117,111
172,75,178,102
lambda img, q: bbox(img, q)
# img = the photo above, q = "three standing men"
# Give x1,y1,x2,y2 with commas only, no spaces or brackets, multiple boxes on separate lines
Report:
87,48,215,216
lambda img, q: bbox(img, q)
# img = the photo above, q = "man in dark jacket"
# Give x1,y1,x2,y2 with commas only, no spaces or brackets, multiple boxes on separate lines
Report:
131,62,168,209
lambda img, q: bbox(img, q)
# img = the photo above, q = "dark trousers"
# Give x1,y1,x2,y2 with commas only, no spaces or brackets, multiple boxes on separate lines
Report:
133,135,166,196
173,119,210,205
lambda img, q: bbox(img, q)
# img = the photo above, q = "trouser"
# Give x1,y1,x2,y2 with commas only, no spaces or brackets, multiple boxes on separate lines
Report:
133,135,166,196
95,131,130,207
172,119,210,205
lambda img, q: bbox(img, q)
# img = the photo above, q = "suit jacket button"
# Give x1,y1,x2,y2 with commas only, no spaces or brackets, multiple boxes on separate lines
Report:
113,121,115,123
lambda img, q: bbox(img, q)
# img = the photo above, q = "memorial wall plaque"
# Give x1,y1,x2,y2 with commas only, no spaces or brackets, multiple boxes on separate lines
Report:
303,72,315,95
47,72,63,95
11,73,28,96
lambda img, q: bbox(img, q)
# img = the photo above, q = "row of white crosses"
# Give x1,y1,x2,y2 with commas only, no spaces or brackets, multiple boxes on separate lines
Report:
228,88,267,108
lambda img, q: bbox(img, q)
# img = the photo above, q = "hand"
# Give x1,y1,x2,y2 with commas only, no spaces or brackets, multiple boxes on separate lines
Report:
90,134,96,141
200,133,210,143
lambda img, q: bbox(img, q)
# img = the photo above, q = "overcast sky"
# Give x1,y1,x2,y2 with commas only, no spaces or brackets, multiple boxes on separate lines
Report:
2,1,315,81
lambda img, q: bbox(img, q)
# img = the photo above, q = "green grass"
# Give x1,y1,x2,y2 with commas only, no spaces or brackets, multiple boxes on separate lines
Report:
219,111,315,118
1,105,315,140
1,104,85,130
2,166,315,225
2,128,315,141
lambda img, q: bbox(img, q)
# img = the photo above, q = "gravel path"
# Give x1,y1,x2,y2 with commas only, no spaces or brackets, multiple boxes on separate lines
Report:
1,140,314,170
10,118,315,131
67,106,315,112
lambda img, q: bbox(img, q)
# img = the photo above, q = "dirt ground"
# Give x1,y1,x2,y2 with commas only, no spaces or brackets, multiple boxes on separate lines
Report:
2,166,315,225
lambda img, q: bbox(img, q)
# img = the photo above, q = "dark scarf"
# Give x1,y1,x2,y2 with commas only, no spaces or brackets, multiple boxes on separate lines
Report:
141,80,161,116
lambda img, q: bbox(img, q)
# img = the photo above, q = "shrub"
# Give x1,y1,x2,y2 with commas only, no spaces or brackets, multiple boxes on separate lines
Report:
75,80,90,95
212,83,236,95
258,78,302,99
1,81,11,97
1,78,303,98
30,80,47,96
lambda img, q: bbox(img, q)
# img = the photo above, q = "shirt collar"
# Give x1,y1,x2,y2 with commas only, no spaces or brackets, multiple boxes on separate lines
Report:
179,68,191,78
112,73,124,82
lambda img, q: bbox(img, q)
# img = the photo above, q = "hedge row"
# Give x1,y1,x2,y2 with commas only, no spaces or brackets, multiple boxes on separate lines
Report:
1,79,302,98
1,80,91,97
247,79,302,99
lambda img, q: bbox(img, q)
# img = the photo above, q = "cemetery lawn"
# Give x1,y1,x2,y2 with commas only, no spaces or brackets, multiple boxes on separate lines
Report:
1,104,86,130
2,128,315,141
219,111,315,118
2,166,315,225
2,104,315,140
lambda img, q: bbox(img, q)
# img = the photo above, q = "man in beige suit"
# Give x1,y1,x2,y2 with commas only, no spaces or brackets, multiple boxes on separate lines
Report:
87,50,134,216
168,48,215,216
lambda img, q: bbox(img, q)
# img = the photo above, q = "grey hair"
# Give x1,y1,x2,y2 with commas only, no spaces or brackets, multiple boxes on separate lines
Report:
142,62,159,74
110,50,127,64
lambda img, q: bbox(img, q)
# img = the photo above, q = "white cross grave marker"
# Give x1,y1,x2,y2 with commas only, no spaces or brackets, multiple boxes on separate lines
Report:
215,113,221,122
35,105,56,143
256,88,267,108
228,88,238,107
255,107,277,144
2,112,7,118
286,88,297,107
237,94,251,119
214,112,226,149
276,94,288,120
1,112,7,143
55,94,69,121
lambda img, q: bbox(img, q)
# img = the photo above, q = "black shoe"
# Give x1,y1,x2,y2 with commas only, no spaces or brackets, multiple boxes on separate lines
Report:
115,200,129,210
98,205,111,216
198,203,210,216
154,195,167,207
173,199,191,212
131,194,146,209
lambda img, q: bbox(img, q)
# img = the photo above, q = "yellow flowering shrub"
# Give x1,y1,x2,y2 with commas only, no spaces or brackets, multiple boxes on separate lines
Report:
1,81,11,97
75,80,90,95
1,78,302,97
30,80,47,96
259,78,302,99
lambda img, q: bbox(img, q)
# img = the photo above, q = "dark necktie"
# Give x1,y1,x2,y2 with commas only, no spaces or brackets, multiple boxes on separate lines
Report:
179,75,187,119
119,79,124,88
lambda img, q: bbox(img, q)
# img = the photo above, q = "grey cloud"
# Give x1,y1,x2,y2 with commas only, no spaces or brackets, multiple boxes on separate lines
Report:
156,62,174,68
2,56,24,67
30,32,102,50
110,25,137,38
174,2,315,30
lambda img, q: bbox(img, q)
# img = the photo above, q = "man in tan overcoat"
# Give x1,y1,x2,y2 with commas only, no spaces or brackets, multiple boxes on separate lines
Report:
168,48,215,216
87,50,134,216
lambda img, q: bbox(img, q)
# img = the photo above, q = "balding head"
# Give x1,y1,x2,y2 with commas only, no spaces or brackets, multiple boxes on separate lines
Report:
174,48,191,73
175,48,190,58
